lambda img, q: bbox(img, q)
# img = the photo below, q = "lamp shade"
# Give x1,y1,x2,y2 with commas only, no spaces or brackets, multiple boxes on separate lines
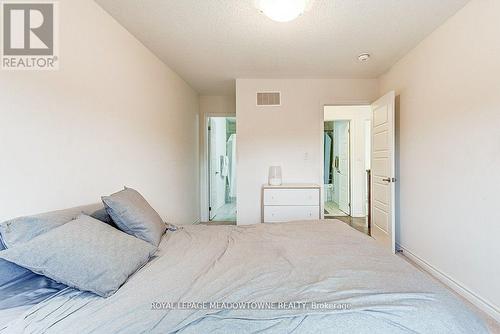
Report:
268,166,282,186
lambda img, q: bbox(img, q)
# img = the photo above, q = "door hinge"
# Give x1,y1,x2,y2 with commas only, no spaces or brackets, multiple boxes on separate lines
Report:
208,126,211,131
209,206,212,211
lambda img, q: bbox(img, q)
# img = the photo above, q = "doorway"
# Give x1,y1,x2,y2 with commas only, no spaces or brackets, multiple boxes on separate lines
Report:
324,120,350,217
323,106,372,235
207,117,236,222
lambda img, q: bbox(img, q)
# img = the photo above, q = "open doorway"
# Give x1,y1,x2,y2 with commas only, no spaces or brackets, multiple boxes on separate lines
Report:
324,120,350,217
323,106,372,235
207,117,236,222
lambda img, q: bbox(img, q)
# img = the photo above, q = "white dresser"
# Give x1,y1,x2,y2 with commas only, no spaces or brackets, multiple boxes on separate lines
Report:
262,184,321,223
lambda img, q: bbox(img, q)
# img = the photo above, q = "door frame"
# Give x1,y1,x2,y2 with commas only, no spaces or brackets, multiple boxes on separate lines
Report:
323,119,352,216
321,102,371,219
201,113,236,223
323,104,373,219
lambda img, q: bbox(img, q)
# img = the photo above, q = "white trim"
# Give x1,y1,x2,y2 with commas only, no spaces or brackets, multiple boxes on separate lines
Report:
397,243,500,322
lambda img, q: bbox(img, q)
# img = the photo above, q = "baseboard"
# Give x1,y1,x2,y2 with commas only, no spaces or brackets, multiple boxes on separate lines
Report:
397,243,500,322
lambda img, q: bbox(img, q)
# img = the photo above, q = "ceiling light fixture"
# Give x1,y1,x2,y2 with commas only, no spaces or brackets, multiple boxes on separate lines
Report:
358,53,371,62
256,0,311,23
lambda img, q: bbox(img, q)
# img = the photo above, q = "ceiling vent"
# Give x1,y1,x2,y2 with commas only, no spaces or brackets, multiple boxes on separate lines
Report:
257,92,281,106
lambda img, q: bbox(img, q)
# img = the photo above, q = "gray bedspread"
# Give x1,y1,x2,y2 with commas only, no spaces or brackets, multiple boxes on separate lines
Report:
2,220,487,333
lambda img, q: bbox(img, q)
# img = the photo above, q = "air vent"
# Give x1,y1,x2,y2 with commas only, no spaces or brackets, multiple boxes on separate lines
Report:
257,92,281,106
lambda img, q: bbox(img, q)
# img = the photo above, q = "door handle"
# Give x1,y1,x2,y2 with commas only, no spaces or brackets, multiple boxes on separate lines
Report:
382,177,397,183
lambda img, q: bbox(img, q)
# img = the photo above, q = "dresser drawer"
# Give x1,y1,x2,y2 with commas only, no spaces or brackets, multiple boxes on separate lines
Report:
263,188,319,206
264,206,320,223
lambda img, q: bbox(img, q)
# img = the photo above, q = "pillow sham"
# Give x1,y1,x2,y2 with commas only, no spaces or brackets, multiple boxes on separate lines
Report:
0,214,156,297
102,187,166,246
0,203,113,249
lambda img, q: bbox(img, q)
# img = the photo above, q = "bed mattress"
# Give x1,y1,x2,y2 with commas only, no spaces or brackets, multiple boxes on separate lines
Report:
1,220,487,333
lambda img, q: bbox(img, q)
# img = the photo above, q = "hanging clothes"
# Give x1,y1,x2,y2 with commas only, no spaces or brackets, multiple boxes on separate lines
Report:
221,156,229,177
324,132,332,184
226,134,237,198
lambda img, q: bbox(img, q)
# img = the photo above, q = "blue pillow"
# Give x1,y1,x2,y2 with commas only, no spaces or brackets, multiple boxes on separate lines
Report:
0,203,113,249
0,204,116,290
0,215,157,297
102,187,166,246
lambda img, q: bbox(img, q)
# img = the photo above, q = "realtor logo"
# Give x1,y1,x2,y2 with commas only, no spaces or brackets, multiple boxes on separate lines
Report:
1,1,59,70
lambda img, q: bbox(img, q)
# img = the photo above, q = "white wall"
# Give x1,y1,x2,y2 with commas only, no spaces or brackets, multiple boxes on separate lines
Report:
199,95,235,221
379,0,500,319
236,79,379,225
324,106,372,218
0,0,200,225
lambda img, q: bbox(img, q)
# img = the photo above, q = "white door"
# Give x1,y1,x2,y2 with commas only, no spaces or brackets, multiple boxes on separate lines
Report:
208,118,227,220
370,91,396,253
337,121,350,215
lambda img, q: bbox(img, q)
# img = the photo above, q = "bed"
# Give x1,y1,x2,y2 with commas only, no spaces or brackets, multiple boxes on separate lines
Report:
0,219,487,333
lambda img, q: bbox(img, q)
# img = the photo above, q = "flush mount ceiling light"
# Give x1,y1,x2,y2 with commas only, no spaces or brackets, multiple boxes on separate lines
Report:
358,53,371,62
255,0,311,23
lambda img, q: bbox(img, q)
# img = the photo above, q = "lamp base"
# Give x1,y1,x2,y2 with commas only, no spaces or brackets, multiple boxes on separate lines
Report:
269,178,282,186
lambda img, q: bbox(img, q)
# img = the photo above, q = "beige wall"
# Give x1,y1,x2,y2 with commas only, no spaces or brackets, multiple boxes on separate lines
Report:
200,95,236,116
236,79,378,225
380,0,500,319
0,0,200,225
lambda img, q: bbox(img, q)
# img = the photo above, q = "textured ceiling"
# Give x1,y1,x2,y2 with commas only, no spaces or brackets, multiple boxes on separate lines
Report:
95,0,469,95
